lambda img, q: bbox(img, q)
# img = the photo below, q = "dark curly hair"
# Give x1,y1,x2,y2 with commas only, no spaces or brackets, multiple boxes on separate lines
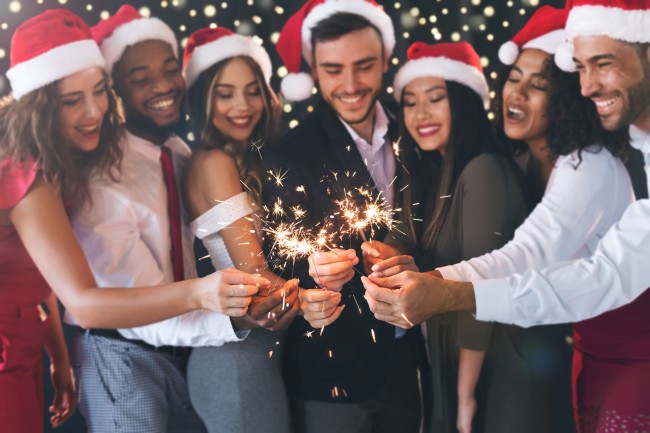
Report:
494,53,629,162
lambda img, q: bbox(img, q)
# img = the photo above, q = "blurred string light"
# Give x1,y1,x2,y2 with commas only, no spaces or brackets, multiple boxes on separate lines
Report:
0,0,563,122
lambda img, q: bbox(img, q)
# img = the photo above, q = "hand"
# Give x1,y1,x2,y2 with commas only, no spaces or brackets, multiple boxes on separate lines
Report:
233,279,301,331
360,272,476,328
49,363,76,428
369,255,419,278
202,268,269,316
300,288,345,328
457,395,477,433
308,249,358,291
361,240,401,274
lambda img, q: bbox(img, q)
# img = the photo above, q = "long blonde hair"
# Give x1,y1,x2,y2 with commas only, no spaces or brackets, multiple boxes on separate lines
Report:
0,72,123,208
187,56,276,204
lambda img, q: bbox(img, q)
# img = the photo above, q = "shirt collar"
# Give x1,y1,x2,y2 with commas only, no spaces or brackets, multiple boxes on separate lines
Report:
629,125,650,165
340,102,389,152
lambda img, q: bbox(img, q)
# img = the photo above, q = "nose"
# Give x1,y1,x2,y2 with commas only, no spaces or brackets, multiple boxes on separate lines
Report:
415,101,430,119
84,97,101,120
152,73,175,94
580,67,601,98
508,82,526,102
342,69,359,94
233,91,250,111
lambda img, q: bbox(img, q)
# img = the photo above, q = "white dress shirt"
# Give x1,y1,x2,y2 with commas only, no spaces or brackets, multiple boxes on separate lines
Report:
340,102,396,206
69,131,244,347
439,146,633,283
472,129,650,327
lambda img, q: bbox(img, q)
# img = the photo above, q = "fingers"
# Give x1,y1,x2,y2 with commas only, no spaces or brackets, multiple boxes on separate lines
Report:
361,276,402,305
366,271,407,290
301,289,341,312
370,255,416,276
305,305,345,328
49,387,76,427
221,268,270,290
310,249,357,266
361,241,381,257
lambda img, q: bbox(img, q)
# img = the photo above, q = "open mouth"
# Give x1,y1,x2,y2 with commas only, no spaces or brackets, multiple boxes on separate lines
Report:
147,97,176,112
228,116,254,128
593,95,620,116
416,124,440,137
76,122,101,138
506,105,526,121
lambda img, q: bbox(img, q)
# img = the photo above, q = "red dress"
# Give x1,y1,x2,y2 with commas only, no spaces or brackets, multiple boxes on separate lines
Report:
573,288,650,433
0,160,52,433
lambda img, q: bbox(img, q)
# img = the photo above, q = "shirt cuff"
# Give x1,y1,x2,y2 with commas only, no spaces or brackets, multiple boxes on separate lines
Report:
438,265,463,281
472,279,515,323
202,312,249,345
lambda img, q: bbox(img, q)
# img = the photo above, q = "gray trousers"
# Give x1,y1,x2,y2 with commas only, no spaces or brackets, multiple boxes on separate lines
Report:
71,332,206,433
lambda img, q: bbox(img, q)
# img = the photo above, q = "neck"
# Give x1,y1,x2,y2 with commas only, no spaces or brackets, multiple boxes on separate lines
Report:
526,137,555,189
348,106,377,144
126,121,170,146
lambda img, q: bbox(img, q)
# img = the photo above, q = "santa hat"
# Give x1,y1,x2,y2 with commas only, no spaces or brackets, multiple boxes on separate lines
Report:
393,42,490,110
498,6,568,66
6,9,105,100
183,27,273,89
276,0,395,101
91,4,178,75
556,0,650,72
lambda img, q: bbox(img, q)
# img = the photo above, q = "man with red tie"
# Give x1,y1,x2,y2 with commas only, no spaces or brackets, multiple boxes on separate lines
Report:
66,5,279,432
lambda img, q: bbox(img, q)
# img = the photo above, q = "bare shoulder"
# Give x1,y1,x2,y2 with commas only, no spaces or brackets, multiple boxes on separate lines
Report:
185,148,242,205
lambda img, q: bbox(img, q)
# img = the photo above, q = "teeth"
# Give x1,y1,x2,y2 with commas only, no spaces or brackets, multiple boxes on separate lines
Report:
418,126,438,134
341,95,362,104
150,98,174,110
508,107,524,115
507,106,525,119
230,117,251,125
78,125,98,134
595,97,618,108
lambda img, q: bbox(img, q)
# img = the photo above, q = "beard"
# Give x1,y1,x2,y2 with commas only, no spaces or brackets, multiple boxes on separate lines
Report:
124,109,181,144
617,51,650,130
328,86,382,126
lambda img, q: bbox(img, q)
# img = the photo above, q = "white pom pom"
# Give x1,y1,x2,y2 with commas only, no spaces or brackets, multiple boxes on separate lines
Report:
554,41,576,72
281,72,314,101
498,41,520,65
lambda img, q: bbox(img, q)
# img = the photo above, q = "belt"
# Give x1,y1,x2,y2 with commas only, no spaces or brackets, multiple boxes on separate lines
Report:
74,327,184,357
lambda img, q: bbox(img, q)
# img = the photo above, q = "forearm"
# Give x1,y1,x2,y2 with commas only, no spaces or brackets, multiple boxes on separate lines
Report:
457,348,486,399
64,278,206,330
43,293,70,366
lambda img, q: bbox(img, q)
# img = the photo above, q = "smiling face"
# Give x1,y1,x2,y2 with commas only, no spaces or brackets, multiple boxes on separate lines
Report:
402,76,451,154
210,57,265,145
57,66,109,152
312,26,387,132
573,36,650,131
502,49,551,146
112,39,185,137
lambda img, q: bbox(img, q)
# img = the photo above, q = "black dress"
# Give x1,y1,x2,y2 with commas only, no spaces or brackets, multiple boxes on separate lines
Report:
387,151,575,433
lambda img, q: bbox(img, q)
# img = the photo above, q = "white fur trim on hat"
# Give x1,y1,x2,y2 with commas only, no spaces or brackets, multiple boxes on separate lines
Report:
393,57,490,109
554,40,577,72
281,72,314,101
100,17,178,74
498,41,519,65
184,34,272,89
7,39,105,100
301,0,395,66
566,5,650,44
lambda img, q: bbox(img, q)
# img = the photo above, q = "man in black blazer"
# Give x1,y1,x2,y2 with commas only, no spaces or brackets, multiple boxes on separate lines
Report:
264,2,428,432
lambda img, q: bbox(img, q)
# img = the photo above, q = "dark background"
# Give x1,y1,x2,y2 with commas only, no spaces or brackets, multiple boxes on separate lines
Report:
0,0,562,431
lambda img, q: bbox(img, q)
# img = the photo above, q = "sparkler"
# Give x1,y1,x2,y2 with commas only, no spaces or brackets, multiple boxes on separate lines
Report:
335,187,397,242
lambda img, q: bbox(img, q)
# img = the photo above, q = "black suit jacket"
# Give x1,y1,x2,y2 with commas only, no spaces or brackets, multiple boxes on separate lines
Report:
263,100,403,402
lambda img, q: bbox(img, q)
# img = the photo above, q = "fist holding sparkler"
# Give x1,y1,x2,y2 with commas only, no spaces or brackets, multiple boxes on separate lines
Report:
361,240,419,277
308,248,359,291
202,268,270,317
231,278,301,331
299,288,345,328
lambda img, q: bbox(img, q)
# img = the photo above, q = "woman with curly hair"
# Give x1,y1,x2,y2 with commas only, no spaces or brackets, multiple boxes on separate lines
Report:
368,7,636,433
182,27,304,433
0,11,266,433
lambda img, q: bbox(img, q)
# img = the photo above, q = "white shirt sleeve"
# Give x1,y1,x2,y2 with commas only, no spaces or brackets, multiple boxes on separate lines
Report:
474,198,650,327
439,150,632,282
72,186,246,347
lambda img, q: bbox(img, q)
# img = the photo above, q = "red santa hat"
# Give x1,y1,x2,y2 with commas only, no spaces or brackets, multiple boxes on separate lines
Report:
276,0,395,101
498,6,568,66
393,42,490,110
556,0,650,72
91,4,178,75
183,27,273,89
6,9,105,100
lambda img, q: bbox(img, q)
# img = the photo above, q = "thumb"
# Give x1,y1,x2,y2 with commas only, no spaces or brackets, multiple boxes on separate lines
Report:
368,272,403,289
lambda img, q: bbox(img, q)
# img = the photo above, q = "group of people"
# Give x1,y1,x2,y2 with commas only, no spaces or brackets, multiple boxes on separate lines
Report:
0,1,648,433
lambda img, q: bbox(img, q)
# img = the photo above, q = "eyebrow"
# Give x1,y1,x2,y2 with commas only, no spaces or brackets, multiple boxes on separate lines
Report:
214,80,259,89
60,77,106,98
318,56,378,68
577,53,617,64
510,65,546,78
127,56,178,77
403,85,446,96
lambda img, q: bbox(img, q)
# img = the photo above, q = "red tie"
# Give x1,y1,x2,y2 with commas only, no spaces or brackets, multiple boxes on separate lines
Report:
160,146,184,282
